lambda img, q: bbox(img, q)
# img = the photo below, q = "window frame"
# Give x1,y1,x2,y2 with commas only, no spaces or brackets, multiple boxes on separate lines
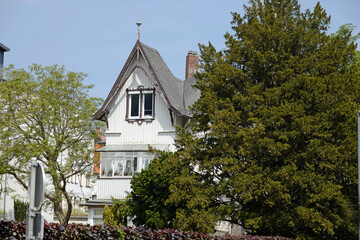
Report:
100,152,154,179
126,87,155,122
142,91,154,118
128,91,141,118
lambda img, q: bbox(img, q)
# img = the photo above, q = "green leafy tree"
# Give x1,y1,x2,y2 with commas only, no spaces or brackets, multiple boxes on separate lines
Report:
331,23,360,44
127,151,178,229
171,0,360,239
331,23,360,72
0,64,102,224
103,198,131,226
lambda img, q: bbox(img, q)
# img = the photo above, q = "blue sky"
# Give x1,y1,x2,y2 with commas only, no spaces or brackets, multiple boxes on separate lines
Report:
1,0,360,99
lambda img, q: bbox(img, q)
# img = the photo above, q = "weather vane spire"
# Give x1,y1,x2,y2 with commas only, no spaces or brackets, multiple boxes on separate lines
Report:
136,8,142,41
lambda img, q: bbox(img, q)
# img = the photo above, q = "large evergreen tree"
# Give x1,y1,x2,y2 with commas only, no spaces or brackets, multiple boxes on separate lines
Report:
170,0,360,239
127,151,177,229
128,149,219,233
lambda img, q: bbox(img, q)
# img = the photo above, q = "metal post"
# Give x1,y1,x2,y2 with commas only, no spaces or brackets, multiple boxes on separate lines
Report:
26,159,37,240
26,158,45,240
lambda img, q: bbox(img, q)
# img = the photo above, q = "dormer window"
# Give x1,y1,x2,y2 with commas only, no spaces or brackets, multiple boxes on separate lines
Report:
126,87,155,121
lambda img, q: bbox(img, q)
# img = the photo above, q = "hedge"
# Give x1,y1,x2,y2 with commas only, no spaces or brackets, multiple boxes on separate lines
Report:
0,220,293,240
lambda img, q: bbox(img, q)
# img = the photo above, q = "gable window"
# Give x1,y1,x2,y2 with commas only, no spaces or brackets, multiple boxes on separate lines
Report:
127,87,155,121
143,93,153,117
130,93,140,117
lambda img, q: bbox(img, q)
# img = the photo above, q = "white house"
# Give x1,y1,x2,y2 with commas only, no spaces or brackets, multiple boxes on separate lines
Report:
87,39,200,225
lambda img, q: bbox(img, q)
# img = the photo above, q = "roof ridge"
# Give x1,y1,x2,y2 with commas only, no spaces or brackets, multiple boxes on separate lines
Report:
93,41,192,121
139,43,188,117
140,42,159,53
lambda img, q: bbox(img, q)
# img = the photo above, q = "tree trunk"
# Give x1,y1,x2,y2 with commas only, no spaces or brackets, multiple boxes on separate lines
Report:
54,200,66,225
53,189,72,225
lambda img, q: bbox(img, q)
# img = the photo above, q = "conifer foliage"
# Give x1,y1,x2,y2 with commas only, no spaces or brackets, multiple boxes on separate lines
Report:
171,0,360,238
128,151,178,229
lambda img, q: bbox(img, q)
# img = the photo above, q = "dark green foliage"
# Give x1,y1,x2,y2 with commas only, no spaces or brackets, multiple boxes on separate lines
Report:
128,151,177,229
169,0,359,239
0,220,293,240
129,149,219,233
13,199,28,222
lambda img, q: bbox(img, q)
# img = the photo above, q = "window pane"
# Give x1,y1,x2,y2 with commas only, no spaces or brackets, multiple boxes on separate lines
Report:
113,160,124,176
100,158,112,177
94,209,104,216
144,93,153,116
144,156,152,170
133,157,137,173
130,94,139,117
101,152,154,178
124,160,132,176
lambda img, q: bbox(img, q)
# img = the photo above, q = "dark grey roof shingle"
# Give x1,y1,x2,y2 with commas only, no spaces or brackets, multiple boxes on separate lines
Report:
140,43,187,116
93,41,199,120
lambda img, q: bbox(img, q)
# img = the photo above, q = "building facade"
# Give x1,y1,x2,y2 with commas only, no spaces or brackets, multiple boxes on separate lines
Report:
0,42,10,74
88,40,200,225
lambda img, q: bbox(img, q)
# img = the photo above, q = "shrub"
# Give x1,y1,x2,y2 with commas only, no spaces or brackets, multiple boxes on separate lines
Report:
0,220,120,240
0,220,293,240
14,199,28,222
103,198,131,226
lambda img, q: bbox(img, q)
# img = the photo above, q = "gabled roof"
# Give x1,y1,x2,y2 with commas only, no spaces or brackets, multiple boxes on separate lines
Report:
140,43,186,116
93,40,192,121
0,42,10,52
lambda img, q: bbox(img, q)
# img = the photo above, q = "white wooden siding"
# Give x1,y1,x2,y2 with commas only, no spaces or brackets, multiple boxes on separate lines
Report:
97,178,131,200
105,62,177,147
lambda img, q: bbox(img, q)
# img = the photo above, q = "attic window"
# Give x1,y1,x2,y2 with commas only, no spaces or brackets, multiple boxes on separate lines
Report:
126,88,155,121
143,93,153,116
130,93,140,117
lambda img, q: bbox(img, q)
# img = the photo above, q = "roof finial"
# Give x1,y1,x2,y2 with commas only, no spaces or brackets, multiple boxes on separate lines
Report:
136,8,142,41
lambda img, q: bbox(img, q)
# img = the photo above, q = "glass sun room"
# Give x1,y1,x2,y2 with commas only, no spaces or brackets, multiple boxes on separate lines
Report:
100,151,154,178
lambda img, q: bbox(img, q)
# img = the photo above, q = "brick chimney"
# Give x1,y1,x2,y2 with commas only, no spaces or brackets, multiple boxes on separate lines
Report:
185,51,199,79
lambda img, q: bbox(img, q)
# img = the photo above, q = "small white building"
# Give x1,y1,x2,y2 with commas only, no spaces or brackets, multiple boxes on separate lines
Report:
88,40,200,225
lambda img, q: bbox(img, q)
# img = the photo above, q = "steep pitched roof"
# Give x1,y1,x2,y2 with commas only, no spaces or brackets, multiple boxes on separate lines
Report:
93,40,192,121
0,42,10,52
140,43,186,116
